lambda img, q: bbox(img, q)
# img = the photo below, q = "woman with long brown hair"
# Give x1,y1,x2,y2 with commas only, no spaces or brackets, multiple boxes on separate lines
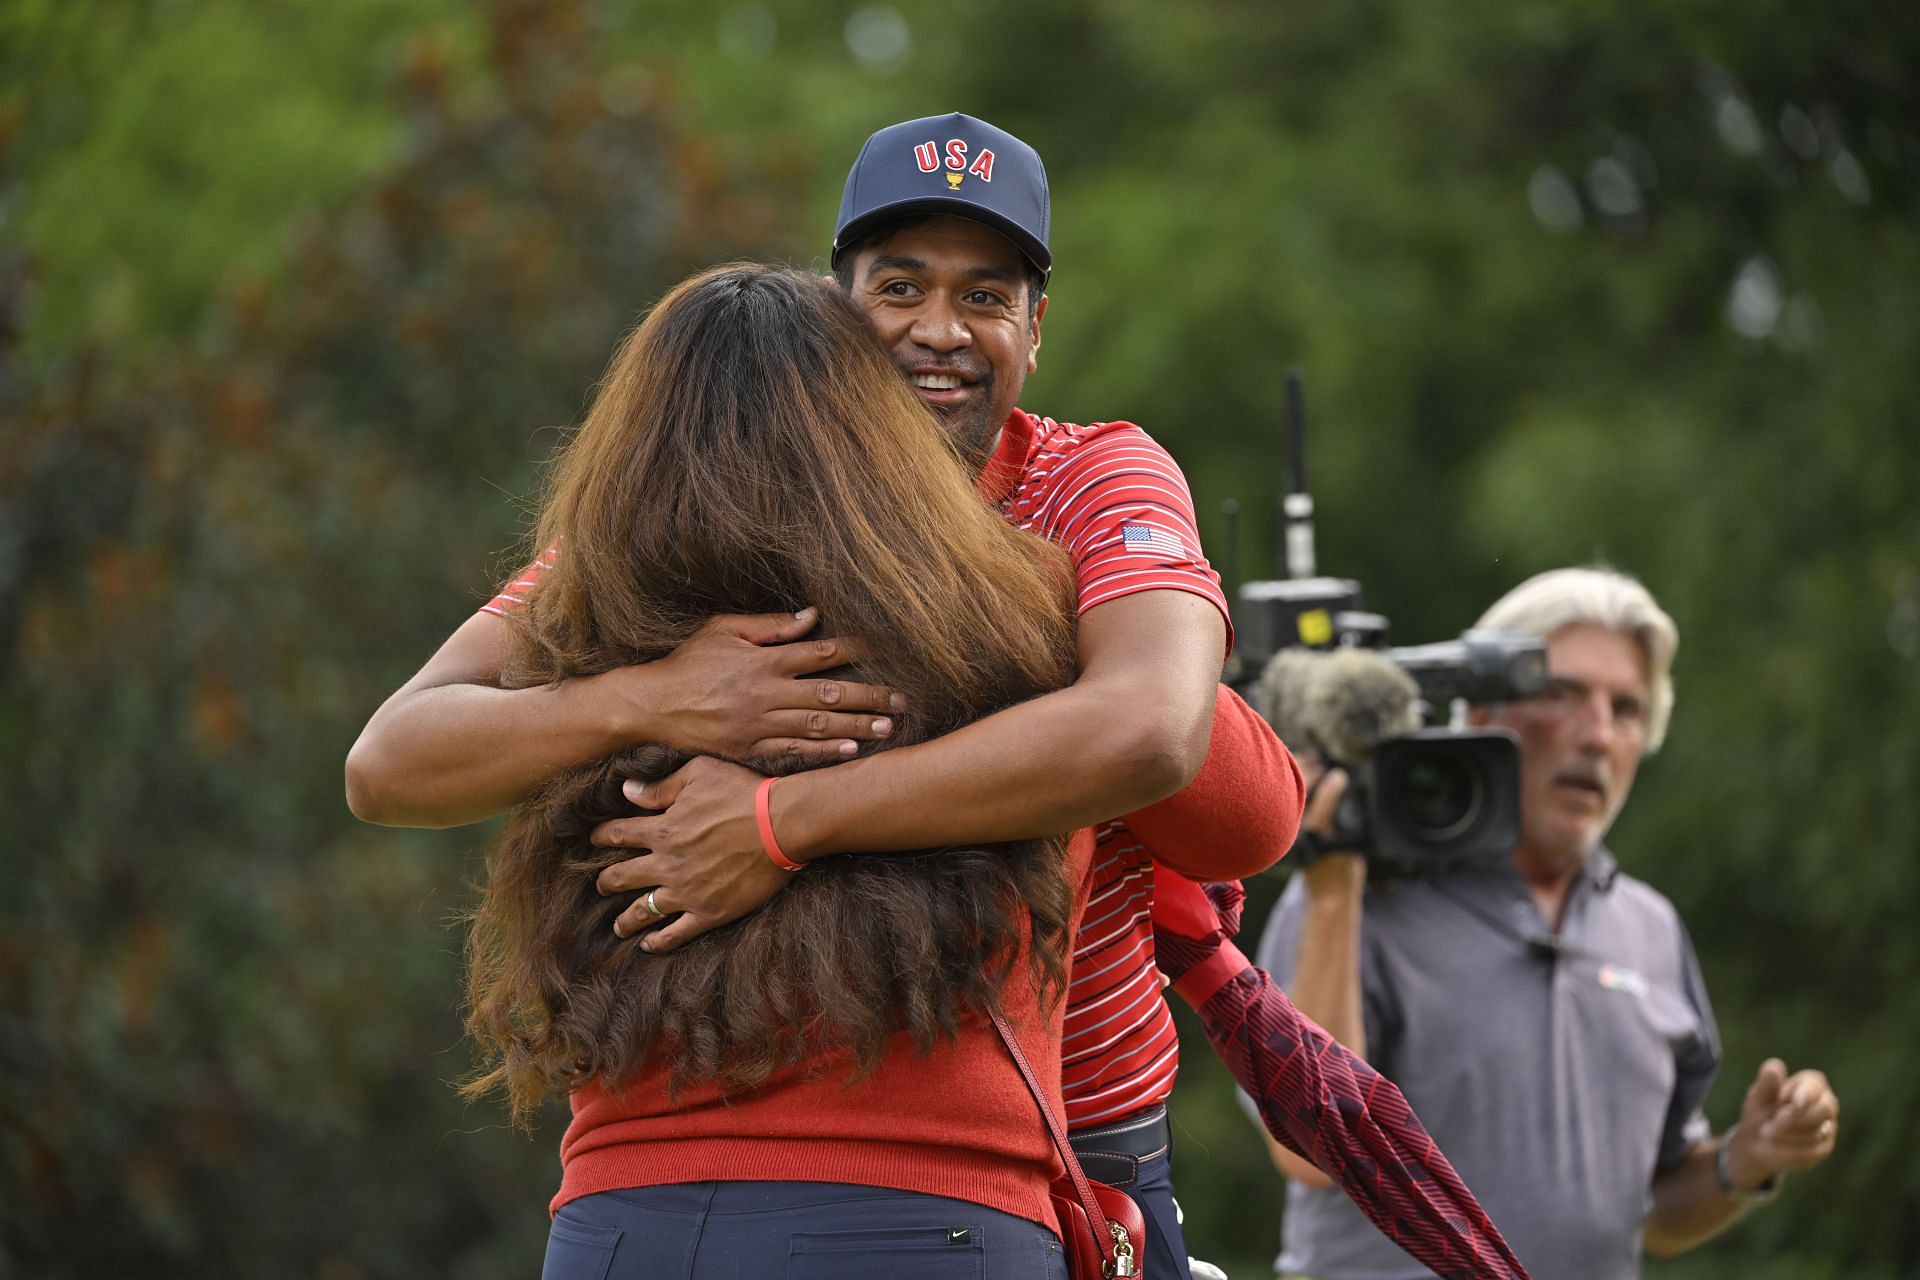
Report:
462,263,1090,1279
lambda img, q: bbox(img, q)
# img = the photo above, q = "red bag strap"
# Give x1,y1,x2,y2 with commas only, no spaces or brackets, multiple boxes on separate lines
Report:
987,1007,1116,1257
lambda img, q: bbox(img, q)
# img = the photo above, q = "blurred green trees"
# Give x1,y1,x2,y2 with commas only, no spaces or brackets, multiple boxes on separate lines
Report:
3,3,802,1275
3,0,1914,1277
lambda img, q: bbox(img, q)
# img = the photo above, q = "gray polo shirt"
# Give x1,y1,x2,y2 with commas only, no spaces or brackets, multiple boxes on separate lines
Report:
1255,849,1719,1280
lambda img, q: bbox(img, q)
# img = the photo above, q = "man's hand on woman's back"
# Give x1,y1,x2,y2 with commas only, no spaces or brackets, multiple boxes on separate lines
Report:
643,608,905,764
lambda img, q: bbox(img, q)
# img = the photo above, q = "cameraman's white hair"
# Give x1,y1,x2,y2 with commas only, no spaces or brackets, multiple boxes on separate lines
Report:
1474,566,1679,752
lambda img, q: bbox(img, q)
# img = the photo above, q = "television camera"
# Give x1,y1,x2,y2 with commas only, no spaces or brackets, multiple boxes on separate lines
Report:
1224,374,1548,875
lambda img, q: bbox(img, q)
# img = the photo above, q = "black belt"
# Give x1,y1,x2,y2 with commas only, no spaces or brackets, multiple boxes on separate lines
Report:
1067,1106,1171,1188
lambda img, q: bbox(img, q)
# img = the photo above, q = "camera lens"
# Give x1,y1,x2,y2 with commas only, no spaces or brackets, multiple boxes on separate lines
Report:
1370,729,1521,871
1397,753,1483,842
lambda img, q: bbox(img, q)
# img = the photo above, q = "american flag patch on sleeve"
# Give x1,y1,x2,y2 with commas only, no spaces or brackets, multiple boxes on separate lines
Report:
1120,522,1186,557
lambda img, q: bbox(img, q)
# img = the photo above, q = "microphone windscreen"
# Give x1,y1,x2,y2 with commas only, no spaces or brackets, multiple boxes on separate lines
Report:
1255,646,1420,762
1250,648,1324,749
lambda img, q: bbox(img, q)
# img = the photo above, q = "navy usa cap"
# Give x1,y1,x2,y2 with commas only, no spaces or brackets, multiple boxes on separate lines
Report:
832,112,1051,281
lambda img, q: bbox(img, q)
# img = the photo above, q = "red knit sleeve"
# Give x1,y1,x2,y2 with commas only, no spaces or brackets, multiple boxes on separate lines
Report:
1120,684,1303,880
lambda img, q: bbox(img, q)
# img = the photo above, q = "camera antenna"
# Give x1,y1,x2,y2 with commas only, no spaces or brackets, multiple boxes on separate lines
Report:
1282,369,1317,580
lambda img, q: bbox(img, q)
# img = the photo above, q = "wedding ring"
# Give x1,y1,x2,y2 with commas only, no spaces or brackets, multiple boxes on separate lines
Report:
644,888,664,919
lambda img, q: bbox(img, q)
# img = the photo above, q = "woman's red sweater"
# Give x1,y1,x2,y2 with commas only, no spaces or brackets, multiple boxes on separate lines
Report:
552,830,1095,1230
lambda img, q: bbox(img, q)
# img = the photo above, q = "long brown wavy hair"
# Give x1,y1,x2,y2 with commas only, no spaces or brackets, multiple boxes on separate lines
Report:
463,264,1079,1126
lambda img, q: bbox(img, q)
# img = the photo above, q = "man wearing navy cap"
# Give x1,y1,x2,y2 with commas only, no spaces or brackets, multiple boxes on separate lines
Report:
827,114,1054,471
809,114,1295,1280
348,113,1304,1280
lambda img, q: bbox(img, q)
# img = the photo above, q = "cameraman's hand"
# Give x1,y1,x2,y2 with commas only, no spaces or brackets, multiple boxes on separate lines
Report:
1299,758,1366,898
1724,1058,1840,1188
631,608,904,763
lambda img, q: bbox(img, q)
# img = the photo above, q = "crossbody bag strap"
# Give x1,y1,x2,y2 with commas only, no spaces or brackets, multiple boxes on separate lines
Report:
986,1007,1116,1253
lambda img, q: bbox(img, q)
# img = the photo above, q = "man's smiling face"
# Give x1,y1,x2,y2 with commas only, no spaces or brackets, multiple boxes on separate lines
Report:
847,215,1046,470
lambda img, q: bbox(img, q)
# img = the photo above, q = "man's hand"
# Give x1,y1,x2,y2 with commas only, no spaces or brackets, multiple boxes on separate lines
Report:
637,608,905,762
1722,1058,1840,1189
590,756,789,952
1299,757,1367,899
1647,1055,1840,1254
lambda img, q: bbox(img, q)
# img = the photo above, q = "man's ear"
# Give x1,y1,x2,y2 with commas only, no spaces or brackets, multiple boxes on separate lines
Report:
1027,293,1048,374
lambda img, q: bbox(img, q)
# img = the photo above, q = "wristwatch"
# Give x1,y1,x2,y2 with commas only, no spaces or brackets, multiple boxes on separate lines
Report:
1714,1129,1783,1202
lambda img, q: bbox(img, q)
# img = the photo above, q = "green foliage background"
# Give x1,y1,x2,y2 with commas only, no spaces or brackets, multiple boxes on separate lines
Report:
2,1,1914,1276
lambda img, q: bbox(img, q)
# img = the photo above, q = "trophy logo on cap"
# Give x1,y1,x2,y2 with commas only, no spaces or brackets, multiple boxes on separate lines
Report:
913,138,997,185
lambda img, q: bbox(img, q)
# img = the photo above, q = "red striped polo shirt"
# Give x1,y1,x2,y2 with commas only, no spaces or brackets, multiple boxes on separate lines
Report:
979,410,1231,639
1062,822,1182,1127
482,543,555,618
981,410,1233,1128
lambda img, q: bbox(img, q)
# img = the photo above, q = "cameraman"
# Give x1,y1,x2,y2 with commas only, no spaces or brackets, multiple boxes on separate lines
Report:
1253,566,1840,1280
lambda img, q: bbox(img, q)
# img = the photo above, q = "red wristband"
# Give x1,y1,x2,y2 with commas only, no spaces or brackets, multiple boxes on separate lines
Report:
755,777,804,872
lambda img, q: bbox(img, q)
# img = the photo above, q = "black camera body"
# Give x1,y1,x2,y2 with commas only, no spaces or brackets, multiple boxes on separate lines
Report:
1232,578,1548,875
1328,727,1523,875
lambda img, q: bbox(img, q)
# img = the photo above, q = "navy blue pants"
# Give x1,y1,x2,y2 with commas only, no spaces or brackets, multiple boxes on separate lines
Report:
544,1182,1064,1280
1113,1147,1193,1280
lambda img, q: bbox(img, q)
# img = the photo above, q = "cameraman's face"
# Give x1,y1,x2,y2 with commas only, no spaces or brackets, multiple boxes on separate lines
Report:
1481,623,1651,876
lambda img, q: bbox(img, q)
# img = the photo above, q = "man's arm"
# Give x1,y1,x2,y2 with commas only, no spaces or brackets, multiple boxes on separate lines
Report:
596,588,1227,947
344,606,902,828
1262,850,1368,1189
779,590,1227,849
1251,763,1369,1188
1643,1059,1839,1257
